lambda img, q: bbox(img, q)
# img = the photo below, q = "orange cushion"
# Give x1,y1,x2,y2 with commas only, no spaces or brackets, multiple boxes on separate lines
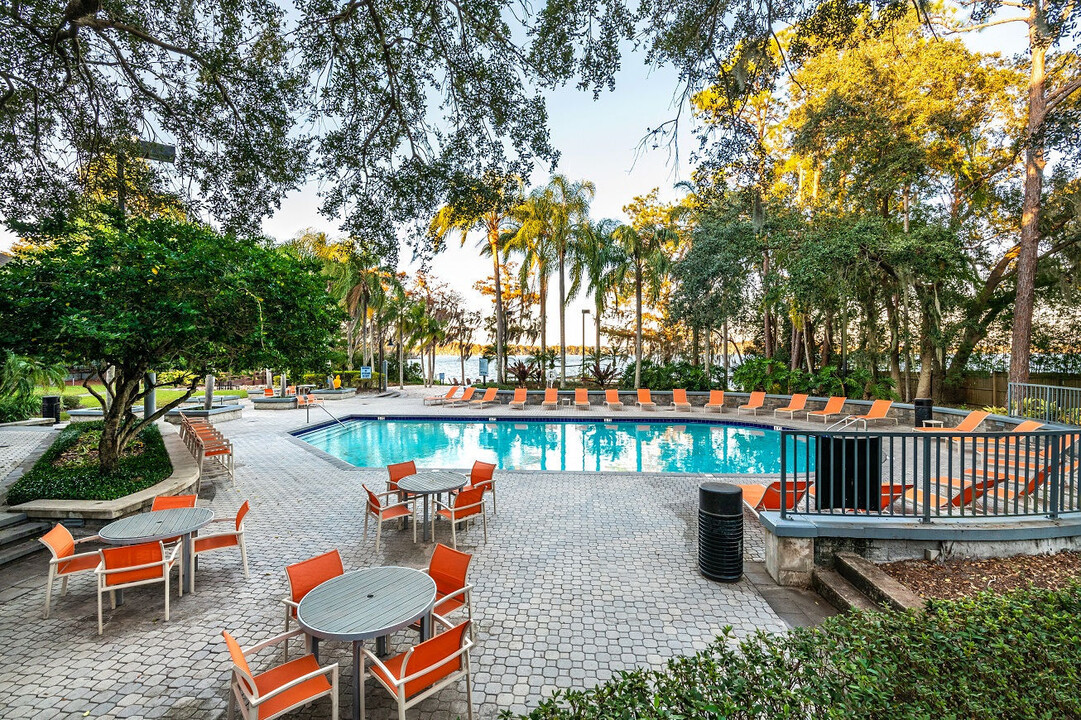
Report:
369,631,463,698
253,655,331,719
381,504,412,520
193,533,239,552
434,593,465,615
57,553,100,575
437,505,480,521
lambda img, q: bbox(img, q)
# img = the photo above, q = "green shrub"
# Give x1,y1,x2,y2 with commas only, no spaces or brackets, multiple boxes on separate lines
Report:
60,393,84,410
503,584,1081,720
619,360,720,391
157,369,197,387
0,393,40,423
733,357,896,399
7,421,172,504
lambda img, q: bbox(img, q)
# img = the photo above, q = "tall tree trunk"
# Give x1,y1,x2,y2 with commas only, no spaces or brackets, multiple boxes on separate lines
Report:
886,296,903,398
821,308,834,367
595,295,602,361
1009,31,1047,385
539,273,548,360
704,326,711,382
723,319,730,388
490,229,505,384
762,251,773,358
692,326,700,366
398,321,404,389
345,318,356,370
558,249,566,387
360,292,369,367
634,257,643,388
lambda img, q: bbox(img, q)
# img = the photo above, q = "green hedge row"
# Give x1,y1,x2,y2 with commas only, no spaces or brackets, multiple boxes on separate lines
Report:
6,421,172,504
502,584,1081,720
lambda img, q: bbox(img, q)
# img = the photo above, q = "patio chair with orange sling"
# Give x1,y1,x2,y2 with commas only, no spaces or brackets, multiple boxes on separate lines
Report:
359,615,474,720
848,399,897,426
574,388,591,410
447,387,476,406
263,388,275,397
432,487,487,550
222,629,339,720
915,410,989,435
508,388,528,409
670,389,691,412
96,541,181,635
541,387,559,410
604,389,624,411
470,387,499,407
636,389,657,411
412,544,474,637
424,385,459,406
807,396,847,423
387,460,418,497
737,391,766,416
39,523,101,618
737,480,811,512
281,549,345,660
363,484,416,552
704,390,725,413
464,460,497,514
150,494,198,544
191,501,250,590
774,394,809,419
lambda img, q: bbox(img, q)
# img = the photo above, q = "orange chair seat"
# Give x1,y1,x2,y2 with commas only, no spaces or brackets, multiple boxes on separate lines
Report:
253,655,332,720
382,504,413,520
57,553,100,575
740,485,768,509
434,594,465,616
193,534,239,552
437,505,480,521
202,446,232,457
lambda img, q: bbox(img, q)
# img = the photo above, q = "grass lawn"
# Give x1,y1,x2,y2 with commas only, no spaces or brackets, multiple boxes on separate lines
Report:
6,421,173,504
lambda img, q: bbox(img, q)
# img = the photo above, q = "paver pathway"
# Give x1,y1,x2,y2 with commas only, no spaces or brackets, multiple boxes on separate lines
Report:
0,391,787,720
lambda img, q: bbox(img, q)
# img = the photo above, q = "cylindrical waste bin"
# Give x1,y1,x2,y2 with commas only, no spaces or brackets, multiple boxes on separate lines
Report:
42,395,61,423
913,398,933,427
698,482,743,582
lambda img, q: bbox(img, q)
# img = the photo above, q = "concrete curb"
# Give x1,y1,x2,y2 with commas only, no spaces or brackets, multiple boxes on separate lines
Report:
10,431,200,522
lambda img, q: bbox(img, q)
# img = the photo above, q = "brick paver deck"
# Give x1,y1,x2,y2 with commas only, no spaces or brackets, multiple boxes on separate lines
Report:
0,389,788,720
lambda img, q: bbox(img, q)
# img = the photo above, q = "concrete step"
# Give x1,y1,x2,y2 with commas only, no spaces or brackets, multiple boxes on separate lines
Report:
0,512,28,530
0,521,50,549
812,568,877,613
0,538,45,567
835,552,924,612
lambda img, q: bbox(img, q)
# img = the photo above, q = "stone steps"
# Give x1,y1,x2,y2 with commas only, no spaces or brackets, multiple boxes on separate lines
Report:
0,514,50,567
811,568,878,613
834,552,924,612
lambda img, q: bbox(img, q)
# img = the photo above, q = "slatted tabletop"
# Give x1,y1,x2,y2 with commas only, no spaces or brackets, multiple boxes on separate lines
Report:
99,508,215,544
297,567,437,642
396,470,467,495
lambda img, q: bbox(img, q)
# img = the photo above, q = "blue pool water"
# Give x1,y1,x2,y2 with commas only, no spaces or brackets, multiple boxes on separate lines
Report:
297,418,811,474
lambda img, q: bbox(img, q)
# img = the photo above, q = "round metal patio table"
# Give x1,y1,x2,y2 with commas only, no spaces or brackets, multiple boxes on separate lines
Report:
396,470,468,542
99,507,214,600
297,566,437,720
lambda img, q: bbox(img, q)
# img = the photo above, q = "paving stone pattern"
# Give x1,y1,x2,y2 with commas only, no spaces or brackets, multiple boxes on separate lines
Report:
0,390,785,719
0,428,53,486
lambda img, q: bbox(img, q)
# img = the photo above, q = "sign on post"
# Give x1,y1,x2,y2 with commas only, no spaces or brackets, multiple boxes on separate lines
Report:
360,366,372,380
478,358,489,379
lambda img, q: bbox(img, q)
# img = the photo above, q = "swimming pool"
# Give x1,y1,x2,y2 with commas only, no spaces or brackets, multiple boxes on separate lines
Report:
296,418,811,474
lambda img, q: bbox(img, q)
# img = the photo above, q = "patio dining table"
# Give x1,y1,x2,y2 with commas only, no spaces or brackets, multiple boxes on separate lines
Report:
396,470,468,542
98,507,214,600
297,566,437,720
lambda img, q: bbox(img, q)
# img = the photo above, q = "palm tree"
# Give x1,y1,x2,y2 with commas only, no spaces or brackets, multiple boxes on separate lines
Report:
614,220,679,388
429,177,520,383
505,189,556,360
569,219,627,358
547,175,596,386
381,285,424,389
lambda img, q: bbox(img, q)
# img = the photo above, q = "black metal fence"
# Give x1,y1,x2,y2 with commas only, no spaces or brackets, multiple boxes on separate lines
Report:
1006,382,1081,425
779,429,1080,522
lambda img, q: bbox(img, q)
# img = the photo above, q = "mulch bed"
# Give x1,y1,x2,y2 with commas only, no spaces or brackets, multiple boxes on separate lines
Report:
881,551,1081,600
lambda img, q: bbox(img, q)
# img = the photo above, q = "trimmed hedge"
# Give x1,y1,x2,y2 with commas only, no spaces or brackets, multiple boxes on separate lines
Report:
7,421,172,504
502,584,1081,720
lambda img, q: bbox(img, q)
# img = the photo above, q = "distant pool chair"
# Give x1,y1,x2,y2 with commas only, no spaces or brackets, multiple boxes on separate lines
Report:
541,387,559,410
704,390,725,413
636,389,657,411
774,394,809,419
737,391,765,416
574,388,591,410
670,389,691,412
509,388,528,409
604,389,624,411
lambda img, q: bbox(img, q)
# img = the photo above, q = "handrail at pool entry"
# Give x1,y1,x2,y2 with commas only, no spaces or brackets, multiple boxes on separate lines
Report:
779,427,1080,523
1007,382,1081,426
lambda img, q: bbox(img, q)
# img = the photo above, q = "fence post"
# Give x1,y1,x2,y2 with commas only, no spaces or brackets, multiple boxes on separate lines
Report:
921,435,933,524
1049,434,1061,520
780,431,788,520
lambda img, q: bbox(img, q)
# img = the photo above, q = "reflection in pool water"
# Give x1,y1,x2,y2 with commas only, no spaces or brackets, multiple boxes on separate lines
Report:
297,419,812,474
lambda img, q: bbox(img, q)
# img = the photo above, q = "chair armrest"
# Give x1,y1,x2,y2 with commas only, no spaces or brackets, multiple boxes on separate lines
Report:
281,598,300,611
438,584,473,604
436,498,484,515
359,646,397,680
51,549,101,567
243,628,308,655
74,535,102,544
382,497,414,511
96,554,178,577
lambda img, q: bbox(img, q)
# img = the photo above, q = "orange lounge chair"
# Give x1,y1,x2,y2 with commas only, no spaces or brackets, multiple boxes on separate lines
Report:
636,389,657,411
704,390,725,413
447,387,476,406
737,391,765,416
738,481,810,512
849,399,897,426
604,389,624,411
915,409,989,434
541,387,559,410
471,387,499,407
574,388,591,410
975,421,1046,455
508,388,528,409
296,393,323,407
670,389,691,412
774,394,808,419
425,385,460,406
807,396,847,423
903,475,1002,511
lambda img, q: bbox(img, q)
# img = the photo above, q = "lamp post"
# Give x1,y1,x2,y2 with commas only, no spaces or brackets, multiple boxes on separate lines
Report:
581,309,590,379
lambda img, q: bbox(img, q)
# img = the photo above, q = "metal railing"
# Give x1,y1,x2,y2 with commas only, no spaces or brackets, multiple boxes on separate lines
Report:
779,428,1080,522
1006,382,1081,425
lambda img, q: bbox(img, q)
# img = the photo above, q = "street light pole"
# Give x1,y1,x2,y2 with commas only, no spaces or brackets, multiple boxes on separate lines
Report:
581,309,590,379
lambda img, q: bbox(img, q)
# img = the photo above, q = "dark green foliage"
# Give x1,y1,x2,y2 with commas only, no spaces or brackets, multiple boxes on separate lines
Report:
733,356,895,399
619,360,719,391
385,359,423,384
503,584,1081,720
0,394,40,423
7,422,172,504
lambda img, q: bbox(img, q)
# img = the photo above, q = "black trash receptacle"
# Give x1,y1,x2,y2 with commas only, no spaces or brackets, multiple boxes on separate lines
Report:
41,395,61,423
913,397,933,427
698,482,743,582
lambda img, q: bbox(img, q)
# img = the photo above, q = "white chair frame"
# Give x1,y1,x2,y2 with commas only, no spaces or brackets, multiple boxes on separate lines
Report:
360,614,473,720
95,541,181,635
191,511,250,590
432,495,487,550
41,532,101,619
227,629,339,720
364,489,416,552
